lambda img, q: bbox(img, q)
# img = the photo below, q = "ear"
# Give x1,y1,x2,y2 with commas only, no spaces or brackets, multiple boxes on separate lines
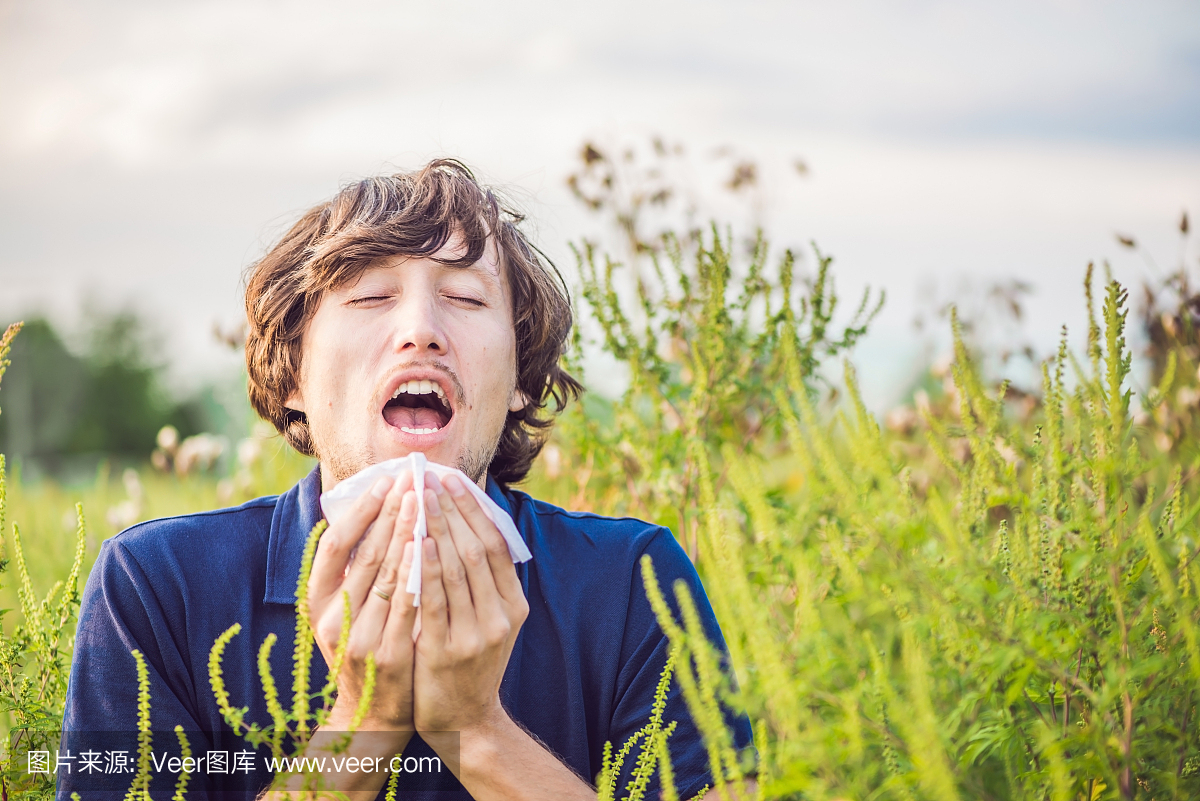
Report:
284,389,306,413
508,388,529,413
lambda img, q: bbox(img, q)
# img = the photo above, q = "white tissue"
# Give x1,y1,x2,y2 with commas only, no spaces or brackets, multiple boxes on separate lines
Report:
319,453,532,606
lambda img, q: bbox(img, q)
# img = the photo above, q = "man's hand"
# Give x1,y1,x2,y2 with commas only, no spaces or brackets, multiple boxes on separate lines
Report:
412,472,590,801
262,473,423,799
413,472,529,735
307,472,419,734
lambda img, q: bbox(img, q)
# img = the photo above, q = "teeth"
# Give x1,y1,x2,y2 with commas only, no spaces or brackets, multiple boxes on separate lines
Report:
400,427,440,435
391,380,448,403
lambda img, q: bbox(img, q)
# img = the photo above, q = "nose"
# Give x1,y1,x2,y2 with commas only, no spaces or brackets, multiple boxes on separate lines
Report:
391,288,448,357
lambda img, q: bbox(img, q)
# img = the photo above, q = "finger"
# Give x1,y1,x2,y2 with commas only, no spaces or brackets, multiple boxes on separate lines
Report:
372,487,417,599
419,536,450,645
441,473,525,605
430,475,502,614
423,483,477,633
341,471,414,615
349,491,417,653
382,540,418,645
309,475,393,602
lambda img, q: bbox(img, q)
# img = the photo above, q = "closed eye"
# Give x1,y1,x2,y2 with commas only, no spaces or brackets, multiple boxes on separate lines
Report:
448,295,486,307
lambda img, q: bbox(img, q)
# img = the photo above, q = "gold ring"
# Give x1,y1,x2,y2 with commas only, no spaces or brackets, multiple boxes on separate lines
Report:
371,585,392,602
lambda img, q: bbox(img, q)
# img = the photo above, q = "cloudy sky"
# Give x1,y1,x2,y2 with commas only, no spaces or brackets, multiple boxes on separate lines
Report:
1,0,1198,406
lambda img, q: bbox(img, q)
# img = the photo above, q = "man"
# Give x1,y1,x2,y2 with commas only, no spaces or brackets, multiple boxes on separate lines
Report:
61,160,752,800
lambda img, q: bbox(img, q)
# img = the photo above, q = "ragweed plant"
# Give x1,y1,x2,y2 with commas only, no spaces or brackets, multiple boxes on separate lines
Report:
596,650,687,801
552,141,883,558
557,226,881,557
207,519,382,796
636,269,1200,800
0,322,88,801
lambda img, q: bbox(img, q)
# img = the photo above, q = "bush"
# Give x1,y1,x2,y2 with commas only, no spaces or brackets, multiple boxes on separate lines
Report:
533,145,1200,799
535,247,1200,799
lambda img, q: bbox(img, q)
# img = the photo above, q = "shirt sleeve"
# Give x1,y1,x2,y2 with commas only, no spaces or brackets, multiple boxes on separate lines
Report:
607,529,755,801
59,538,245,800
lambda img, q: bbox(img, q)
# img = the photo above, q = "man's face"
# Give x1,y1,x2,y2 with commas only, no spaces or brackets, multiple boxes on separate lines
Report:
285,235,523,488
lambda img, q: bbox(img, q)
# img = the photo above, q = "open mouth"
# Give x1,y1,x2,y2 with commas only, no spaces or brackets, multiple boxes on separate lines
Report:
383,379,454,435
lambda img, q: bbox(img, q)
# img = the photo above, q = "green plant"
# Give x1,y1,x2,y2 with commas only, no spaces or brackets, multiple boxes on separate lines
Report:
207,520,387,797
0,316,312,800
634,268,1200,799
0,322,88,801
553,141,882,555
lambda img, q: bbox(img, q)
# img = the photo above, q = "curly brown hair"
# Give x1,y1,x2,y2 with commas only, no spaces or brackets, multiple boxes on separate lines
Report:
243,159,582,485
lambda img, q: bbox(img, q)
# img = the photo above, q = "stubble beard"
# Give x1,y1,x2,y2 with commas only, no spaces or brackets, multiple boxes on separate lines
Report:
456,434,501,486
315,424,503,486
314,433,375,484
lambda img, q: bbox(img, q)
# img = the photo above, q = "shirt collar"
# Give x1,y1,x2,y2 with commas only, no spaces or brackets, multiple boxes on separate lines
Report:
264,467,517,605
264,466,324,605
483,473,514,520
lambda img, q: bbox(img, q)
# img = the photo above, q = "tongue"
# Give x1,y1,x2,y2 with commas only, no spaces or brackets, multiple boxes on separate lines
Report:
384,405,444,430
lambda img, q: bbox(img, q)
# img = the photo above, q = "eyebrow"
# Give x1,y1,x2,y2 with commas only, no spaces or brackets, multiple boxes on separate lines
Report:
439,259,504,292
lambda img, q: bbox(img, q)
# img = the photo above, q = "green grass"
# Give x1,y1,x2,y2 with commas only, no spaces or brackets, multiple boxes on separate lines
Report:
0,443,314,624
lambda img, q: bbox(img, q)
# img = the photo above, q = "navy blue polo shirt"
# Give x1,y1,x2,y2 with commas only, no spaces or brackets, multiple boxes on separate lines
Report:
60,468,752,799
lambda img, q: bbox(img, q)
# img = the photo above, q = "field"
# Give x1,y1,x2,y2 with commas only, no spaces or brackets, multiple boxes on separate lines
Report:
0,432,314,617
3,192,1200,800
